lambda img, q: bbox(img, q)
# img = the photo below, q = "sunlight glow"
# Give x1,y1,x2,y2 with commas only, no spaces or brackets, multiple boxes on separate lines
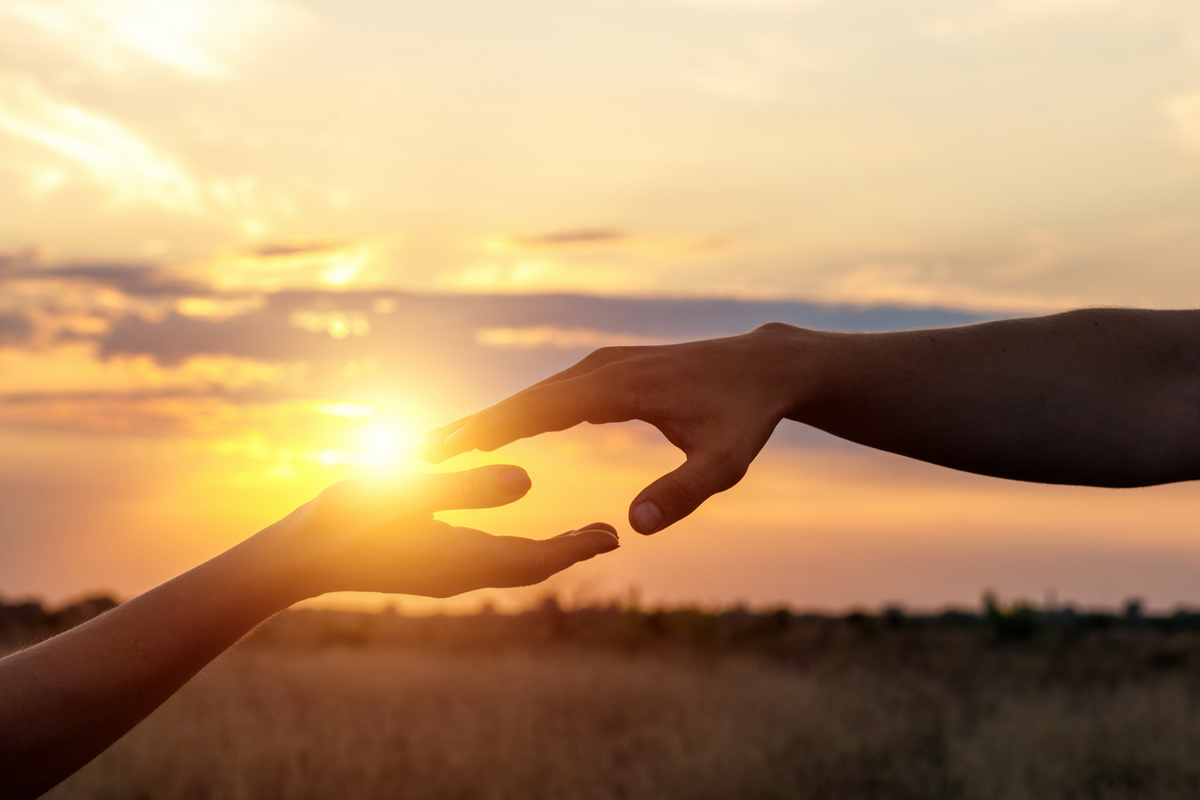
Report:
357,415,421,468
476,325,667,350
320,402,377,420
322,253,366,286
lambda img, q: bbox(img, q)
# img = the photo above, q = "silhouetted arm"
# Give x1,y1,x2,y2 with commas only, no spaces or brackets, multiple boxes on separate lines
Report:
0,466,618,800
420,308,1200,533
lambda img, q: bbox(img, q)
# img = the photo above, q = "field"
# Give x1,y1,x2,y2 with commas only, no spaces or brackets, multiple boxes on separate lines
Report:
19,604,1200,800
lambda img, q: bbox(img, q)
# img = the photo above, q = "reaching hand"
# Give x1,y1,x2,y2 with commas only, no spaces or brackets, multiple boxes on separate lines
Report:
418,325,801,534
0,464,618,799
267,465,621,601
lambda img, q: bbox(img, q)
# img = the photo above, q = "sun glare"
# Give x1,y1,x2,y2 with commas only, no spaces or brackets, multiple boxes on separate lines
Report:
357,415,421,468
320,402,377,420
309,403,422,468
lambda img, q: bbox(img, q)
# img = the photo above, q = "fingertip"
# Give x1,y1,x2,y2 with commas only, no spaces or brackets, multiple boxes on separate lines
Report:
495,466,532,499
571,527,621,555
630,500,664,535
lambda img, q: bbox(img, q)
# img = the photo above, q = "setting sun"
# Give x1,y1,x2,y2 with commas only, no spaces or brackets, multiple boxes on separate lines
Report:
357,415,422,469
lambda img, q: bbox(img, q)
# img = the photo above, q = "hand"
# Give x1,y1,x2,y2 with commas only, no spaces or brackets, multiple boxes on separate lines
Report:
418,325,802,534
262,465,620,600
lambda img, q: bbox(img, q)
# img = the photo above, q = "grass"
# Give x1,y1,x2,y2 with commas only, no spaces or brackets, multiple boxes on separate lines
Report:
39,610,1200,800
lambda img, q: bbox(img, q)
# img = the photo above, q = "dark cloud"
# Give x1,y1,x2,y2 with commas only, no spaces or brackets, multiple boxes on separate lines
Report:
248,240,350,258
0,248,41,277
3,291,1003,436
514,229,627,247
29,263,211,297
0,312,33,345
97,291,993,367
0,386,294,405
87,291,995,408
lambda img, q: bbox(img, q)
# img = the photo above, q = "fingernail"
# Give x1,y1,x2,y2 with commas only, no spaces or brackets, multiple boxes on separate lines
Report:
632,501,663,534
497,468,531,497
576,529,620,553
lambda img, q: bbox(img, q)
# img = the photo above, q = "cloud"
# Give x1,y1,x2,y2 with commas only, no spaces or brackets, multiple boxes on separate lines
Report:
0,279,998,434
0,0,301,79
512,229,628,247
249,240,353,258
209,240,395,291
93,290,992,367
25,263,211,297
0,248,39,277
0,313,34,344
0,75,200,210
476,326,670,350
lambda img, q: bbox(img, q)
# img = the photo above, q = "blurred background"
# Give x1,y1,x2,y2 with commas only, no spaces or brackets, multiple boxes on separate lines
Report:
4,0,1200,615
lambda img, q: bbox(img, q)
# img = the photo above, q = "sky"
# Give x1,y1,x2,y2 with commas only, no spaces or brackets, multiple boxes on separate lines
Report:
2,0,1200,613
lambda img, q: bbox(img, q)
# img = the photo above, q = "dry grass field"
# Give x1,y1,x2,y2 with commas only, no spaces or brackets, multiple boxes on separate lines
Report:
31,605,1200,800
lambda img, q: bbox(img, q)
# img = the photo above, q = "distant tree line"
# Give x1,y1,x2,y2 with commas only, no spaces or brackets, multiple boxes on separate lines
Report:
238,593,1200,662
8,592,1200,657
0,595,119,648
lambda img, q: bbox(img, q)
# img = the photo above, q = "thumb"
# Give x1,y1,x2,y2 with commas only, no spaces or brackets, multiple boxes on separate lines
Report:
484,524,622,589
628,450,750,534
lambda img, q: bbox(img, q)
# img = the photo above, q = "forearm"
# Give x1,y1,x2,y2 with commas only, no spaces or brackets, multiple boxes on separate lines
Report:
0,468,617,797
777,309,1200,486
0,533,299,800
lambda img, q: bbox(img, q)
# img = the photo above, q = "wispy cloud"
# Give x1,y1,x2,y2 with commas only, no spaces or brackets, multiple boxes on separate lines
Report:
511,229,628,247
0,75,200,210
0,0,300,78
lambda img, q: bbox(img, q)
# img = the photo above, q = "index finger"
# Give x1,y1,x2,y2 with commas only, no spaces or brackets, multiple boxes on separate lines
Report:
420,346,644,444
417,369,634,462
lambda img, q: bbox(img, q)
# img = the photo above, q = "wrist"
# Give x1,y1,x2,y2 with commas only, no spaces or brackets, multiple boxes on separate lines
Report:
747,322,836,422
231,517,324,611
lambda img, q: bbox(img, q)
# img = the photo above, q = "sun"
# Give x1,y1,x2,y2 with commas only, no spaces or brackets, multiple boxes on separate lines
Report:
316,403,423,468
358,415,421,467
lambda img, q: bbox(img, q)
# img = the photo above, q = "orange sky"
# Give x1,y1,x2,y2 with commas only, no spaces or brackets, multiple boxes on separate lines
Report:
3,0,1200,612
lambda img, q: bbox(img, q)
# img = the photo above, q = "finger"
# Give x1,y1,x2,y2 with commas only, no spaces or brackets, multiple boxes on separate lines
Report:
418,371,632,463
482,526,620,589
419,348,636,446
628,448,751,534
422,415,472,441
314,466,533,529
550,522,616,539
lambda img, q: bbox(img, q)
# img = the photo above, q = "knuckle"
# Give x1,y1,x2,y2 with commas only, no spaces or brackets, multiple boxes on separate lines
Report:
663,469,708,509
714,461,748,492
707,447,750,491
752,321,791,336
456,471,489,507
581,346,623,367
